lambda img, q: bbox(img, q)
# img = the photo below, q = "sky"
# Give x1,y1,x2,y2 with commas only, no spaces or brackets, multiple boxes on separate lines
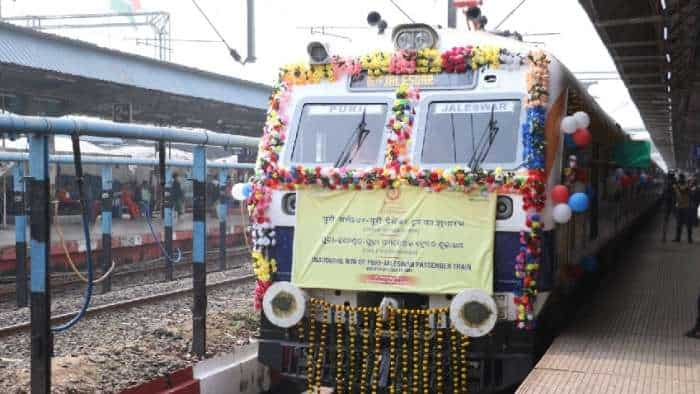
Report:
1,0,659,161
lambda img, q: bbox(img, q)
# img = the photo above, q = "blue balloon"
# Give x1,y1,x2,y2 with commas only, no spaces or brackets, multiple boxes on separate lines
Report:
568,192,589,213
564,133,576,149
241,183,253,199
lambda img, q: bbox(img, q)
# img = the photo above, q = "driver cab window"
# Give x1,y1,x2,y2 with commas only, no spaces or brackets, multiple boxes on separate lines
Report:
421,100,521,166
290,104,388,166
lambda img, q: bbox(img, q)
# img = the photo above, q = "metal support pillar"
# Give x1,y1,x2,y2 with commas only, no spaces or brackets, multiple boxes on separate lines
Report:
13,163,28,307
192,146,207,358
100,167,113,293
448,0,457,28
163,168,174,281
28,134,51,394
217,171,227,272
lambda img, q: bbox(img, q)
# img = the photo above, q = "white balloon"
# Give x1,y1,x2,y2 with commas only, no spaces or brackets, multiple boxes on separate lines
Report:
573,111,590,129
231,183,247,201
553,203,572,224
561,116,578,134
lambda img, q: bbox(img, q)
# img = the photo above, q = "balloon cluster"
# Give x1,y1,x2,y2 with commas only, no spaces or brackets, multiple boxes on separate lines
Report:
560,111,591,148
551,184,589,224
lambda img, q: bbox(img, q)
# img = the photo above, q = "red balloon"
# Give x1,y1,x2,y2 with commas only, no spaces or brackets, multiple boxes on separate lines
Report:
620,175,632,187
572,128,592,147
551,185,569,204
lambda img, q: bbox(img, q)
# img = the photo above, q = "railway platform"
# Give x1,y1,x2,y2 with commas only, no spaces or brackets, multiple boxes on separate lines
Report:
0,212,244,248
517,214,700,394
0,212,246,274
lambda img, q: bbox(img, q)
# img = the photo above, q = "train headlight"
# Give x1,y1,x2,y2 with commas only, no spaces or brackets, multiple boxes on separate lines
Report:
262,282,308,328
449,289,498,337
282,193,296,215
496,196,513,220
307,41,331,64
392,24,438,50
414,30,435,49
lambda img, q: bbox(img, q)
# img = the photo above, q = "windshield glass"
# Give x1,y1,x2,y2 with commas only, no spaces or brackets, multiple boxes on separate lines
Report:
421,100,521,166
290,104,388,166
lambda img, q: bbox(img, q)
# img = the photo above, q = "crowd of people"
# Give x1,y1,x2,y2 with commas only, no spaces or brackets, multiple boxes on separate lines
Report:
53,172,237,222
663,171,700,340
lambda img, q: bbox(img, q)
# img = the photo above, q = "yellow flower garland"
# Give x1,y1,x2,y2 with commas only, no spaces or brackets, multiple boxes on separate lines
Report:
251,251,276,282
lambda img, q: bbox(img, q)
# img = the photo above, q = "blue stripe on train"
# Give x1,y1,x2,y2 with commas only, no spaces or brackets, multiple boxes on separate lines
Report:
494,230,554,292
271,227,555,292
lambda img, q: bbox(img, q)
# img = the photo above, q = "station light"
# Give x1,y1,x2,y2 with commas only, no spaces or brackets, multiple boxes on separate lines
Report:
661,0,667,10
663,26,668,40
666,53,671,63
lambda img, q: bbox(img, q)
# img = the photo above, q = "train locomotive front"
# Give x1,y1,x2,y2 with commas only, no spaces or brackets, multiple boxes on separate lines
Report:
245,24,612,393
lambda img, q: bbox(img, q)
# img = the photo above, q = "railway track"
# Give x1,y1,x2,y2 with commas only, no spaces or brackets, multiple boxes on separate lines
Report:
0,246,250,298
0,272,255,338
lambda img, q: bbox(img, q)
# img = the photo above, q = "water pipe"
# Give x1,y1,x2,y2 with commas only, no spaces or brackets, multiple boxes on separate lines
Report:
0,115,259,148
0,152,254,169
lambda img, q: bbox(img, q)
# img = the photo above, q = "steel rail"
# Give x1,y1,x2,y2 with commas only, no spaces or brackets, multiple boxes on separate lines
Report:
0,272,255,338
0,247,249,297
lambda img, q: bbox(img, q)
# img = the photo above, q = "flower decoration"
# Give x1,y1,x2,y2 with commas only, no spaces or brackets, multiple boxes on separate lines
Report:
251,250,277,310
360,51,391,76
249,46,547,331
441,46,473,73
471,45,501,69
385,83,418,176
416,48,443,74
513,50,550,329
388,50,417,74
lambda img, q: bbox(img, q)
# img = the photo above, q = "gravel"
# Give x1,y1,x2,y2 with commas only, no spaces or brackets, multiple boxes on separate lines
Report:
0,264,257,393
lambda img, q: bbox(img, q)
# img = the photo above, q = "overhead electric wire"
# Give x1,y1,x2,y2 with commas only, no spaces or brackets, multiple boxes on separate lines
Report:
388,0,416,23
495,0,528,30
190,0,234,51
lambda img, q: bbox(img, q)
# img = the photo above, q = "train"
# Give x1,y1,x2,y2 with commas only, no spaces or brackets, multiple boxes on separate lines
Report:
243,22,663,393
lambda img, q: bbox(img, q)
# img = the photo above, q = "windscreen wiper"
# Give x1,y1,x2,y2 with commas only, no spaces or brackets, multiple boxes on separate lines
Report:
334,109,371,168
468,104,500,171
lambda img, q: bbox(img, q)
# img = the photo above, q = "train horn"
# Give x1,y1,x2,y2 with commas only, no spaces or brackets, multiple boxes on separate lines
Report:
449,289,498,337
262,282,308,328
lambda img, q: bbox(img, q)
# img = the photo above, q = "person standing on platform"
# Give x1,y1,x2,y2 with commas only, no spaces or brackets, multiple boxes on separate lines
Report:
691,177,700,227
172,173,184,220
662,172,676,241
140,181,152,216
673,173,694,243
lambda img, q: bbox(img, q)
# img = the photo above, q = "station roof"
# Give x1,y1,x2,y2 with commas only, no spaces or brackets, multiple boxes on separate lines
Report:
579,0,697,168
0,21,270,139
